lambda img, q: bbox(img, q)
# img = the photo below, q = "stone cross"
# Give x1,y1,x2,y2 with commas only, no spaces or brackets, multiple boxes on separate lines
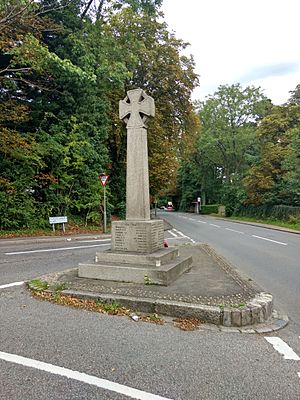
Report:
119,88,155,221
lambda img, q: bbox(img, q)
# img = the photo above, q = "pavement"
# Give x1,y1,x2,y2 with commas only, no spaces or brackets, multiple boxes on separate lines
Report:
32,217,291,334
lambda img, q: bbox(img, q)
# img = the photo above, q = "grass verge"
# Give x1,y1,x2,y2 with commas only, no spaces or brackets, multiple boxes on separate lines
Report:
226,216,300,231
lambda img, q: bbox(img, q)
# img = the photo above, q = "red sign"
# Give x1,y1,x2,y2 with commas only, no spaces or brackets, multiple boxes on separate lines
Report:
99,175,109,187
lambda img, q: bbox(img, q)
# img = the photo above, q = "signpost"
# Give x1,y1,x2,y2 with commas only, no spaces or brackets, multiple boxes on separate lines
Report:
99,174,109,233
49,216,68,232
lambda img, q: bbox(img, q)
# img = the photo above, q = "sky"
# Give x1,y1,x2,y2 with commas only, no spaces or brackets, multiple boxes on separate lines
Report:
161,0,300,104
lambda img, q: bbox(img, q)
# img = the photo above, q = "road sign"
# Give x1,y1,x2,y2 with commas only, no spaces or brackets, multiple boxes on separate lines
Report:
49,216,67,232
99,175,109,187
49,216,67,224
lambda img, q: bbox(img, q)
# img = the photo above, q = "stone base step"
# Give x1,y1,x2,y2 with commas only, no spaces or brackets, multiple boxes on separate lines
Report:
78,255,192,286
95,247,179,267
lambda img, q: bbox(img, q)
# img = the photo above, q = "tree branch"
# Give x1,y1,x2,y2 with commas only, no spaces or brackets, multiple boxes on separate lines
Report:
0,67,32,74
81,0,94,19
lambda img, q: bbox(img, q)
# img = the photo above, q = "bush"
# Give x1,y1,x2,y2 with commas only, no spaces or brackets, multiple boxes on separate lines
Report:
201,204,219,214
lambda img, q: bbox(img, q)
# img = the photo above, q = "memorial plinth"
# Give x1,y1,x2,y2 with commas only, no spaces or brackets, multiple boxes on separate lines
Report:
78,88,192,285
112,220,164,253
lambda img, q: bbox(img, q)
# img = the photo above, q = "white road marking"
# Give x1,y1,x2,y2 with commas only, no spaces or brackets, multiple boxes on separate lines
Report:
168,230,178,238
173,229,195,244
298,372,300,379
209,224,221,228
0,281,24,290
0,351,173,400
75,239,111,244
264,337,300,360
165,237,186,241
172,229,186,238
5,244,110,256
197,220,207,224
225,228,244,234
252,235,287,246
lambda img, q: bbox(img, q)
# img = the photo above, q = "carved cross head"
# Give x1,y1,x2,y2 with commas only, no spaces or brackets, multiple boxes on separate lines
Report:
119,88,155,129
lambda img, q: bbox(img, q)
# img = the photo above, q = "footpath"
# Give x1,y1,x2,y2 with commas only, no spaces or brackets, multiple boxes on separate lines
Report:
22,217,294,333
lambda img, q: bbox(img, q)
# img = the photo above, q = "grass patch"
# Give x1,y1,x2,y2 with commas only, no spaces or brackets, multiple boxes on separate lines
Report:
226,216,300,231
28,279,49,292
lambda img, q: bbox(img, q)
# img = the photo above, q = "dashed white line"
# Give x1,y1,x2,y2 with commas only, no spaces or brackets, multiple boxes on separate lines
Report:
209,224,221,228
264,337,300,360
252,235,287,246
0,351,173,400
197,220,207,224
225,228,244,234
5,243,110,255
0,281,24,290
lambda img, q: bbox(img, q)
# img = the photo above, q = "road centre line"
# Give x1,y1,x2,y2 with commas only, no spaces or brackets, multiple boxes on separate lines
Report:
0,281,24,290
197,220,207,224
225,228,245,234
209,224,221,228
252,235,287,246
264,337,300,360
0,351,173,400
5,243,110,256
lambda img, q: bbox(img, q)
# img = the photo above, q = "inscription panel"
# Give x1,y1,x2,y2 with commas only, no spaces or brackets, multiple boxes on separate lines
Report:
112,220,164,253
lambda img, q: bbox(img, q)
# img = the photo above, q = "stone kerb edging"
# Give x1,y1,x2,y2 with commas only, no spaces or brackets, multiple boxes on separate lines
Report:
222,292,273,327
60,289,275,328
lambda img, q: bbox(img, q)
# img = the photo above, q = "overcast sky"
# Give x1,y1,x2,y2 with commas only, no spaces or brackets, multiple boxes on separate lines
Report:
161,0,300,104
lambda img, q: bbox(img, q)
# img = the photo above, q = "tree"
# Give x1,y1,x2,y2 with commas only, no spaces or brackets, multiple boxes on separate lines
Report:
180,84,271,212
244,102,300,206
106,8,199,203
0,0,110,227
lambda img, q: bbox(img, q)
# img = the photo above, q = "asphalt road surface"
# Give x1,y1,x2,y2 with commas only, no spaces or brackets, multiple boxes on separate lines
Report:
161,211,300,325
0,216,300,399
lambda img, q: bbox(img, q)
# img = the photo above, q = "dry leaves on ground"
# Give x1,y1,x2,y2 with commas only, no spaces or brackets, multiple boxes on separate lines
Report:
173,318,201,331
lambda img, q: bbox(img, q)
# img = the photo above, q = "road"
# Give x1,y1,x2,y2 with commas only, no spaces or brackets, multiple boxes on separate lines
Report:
0,217,300,399
161,211,300,325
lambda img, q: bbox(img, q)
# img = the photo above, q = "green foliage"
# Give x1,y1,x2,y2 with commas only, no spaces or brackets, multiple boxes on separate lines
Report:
98,301,121,314
243,102,300,206
107,7,199,201
177,84,269,212
28,279,49,292
233,204,300,223
201,205,219,215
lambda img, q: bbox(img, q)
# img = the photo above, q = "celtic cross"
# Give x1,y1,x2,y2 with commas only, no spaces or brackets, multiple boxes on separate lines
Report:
119,88,155,129
119,89,155,221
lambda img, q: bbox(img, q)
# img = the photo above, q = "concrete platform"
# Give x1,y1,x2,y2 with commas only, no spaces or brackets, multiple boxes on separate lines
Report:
78,248,192,285
36,243,288,330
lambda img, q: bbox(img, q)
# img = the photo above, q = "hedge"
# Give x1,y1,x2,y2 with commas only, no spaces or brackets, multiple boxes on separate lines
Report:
201,204,219,214
233,204,300,222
